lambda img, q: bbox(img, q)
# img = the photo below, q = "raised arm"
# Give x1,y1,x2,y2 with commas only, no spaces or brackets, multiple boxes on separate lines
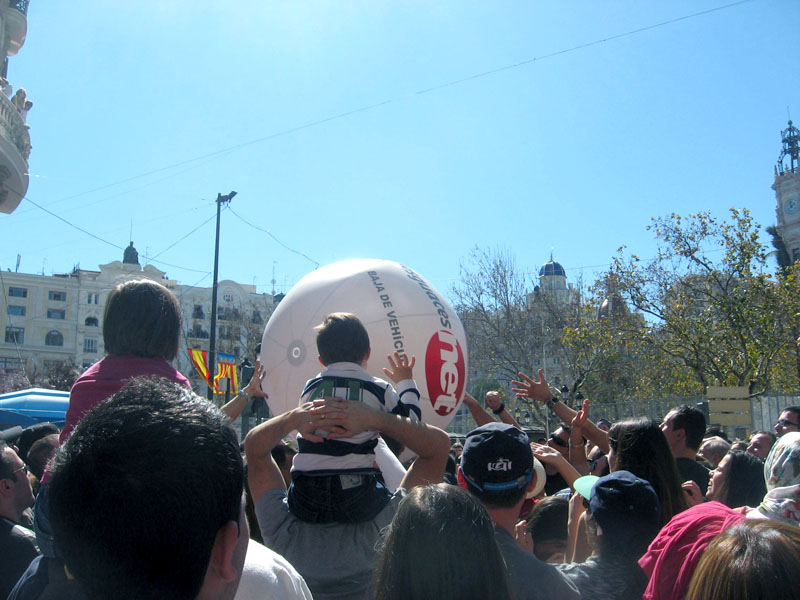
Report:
512,370,609,453
461,392,496,427
484,391,523,429
220,360,269,422
530,442,582,490
244,400,342,502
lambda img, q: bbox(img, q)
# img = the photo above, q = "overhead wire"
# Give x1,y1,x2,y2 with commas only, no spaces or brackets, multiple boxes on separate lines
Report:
227,207,319,268
21,195,212,274
6,0,754,288
19,0,754,213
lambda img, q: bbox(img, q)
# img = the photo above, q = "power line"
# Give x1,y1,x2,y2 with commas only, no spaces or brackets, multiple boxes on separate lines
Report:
22,196,212,274
228,206,319,268
23,0,753,211
147,210,219,262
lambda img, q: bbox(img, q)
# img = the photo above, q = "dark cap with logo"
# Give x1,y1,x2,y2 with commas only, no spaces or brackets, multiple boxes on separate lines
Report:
460,423,533,491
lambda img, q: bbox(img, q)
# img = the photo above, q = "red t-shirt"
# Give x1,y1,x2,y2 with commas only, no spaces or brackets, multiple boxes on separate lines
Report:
638,501,745,600
60,354,191,444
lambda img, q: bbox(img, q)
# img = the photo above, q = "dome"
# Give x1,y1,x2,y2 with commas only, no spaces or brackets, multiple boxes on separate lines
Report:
539,259,566,277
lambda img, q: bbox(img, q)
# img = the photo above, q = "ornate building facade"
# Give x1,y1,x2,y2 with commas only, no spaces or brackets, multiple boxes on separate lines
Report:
0,0,32,214
774,120,800,263
0,244,274,391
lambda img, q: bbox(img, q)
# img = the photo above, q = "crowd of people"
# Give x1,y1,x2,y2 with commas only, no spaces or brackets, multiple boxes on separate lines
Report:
1,278,800,600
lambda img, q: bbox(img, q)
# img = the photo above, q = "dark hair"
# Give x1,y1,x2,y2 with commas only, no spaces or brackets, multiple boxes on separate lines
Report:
25,433,59,480
315,312,370,365
375,484,511,600
526,496,568,548
49,377,243,600
669,405,707,451
0,440,15,480
704,426,729,443
103,280,182,360
712,450,766,508
608,417,687,526
270,443,296,469
16,422,59,461
782,406,800,420
686,520,800,600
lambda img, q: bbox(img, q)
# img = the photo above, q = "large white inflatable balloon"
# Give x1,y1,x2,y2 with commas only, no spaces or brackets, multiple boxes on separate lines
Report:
260,259,468,430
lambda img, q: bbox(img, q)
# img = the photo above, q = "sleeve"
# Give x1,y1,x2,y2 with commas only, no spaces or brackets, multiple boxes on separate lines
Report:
385,379,422,423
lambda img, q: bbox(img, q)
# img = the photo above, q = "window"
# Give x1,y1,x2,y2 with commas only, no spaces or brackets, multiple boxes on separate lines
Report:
192,305,205,319
8,287,27,298
47,308,66,320
48,291,67,301
6,305,25,316
0,357,22,372
188,325,209,339
83,338,98,353
45,330,64,346
87,293,99,304
85,317,99,327
5,327,24,344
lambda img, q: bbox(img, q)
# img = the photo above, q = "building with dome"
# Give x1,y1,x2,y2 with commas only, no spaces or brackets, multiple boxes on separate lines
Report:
0,243,274,390
525,254,580,387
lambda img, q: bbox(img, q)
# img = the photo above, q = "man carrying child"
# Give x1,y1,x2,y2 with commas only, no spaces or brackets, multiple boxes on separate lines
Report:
289,312,423,523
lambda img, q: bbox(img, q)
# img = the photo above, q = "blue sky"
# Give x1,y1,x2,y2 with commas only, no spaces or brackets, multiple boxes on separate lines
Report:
3,0,799,300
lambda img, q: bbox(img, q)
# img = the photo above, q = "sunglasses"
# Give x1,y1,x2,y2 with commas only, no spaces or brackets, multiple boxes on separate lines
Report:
776,419,799,428
6,463,28,481
549,434,568,448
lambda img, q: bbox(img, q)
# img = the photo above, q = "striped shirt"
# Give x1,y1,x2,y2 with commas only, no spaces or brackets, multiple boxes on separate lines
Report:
292,362,422,474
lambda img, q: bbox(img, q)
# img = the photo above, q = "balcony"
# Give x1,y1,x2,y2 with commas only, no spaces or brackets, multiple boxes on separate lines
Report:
5,1,29,56
0,90,29,213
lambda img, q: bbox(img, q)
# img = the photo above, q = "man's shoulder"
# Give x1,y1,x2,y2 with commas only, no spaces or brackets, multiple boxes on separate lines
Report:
255,489,406,600
0,519,37,546
235,541,312,600
677,457,711,482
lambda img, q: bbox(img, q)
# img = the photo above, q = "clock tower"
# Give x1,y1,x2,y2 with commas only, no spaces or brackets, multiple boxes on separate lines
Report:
774,120,800,262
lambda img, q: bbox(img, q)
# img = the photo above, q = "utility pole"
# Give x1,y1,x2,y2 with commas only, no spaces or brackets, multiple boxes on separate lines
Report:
207,191,237,401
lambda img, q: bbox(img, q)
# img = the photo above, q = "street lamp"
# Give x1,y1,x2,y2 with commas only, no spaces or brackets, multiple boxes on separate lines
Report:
207,191,237,401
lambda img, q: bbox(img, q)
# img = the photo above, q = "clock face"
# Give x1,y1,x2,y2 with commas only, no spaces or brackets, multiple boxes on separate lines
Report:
785,198,799,216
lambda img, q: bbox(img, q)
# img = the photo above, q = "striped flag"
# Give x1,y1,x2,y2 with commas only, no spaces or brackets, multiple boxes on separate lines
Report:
214,353,239,394
188,349,211,388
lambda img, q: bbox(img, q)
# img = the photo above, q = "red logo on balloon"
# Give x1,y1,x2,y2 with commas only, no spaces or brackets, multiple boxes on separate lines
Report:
424,330,465,416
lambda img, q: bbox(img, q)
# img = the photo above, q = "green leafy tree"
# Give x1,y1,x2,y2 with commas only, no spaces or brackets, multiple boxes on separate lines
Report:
609,209,799,395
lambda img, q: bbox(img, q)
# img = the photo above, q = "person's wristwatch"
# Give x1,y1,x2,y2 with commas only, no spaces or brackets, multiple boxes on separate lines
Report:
546,396,560,410
238,388,251,399
491,403,505,415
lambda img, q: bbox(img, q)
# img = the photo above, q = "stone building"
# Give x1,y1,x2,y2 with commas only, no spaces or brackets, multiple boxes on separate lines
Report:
774,120,800,262
525,255,580,386
0,0,32,214
0,244,273,391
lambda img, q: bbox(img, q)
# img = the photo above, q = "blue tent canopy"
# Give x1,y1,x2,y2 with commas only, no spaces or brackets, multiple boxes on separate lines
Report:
0,387,69,427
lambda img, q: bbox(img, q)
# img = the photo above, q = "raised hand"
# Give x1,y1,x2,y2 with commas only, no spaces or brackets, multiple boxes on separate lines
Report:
382,351,416,383
243,359,269,398
485,391,503,411
530,441,564,466
511,369,552,403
